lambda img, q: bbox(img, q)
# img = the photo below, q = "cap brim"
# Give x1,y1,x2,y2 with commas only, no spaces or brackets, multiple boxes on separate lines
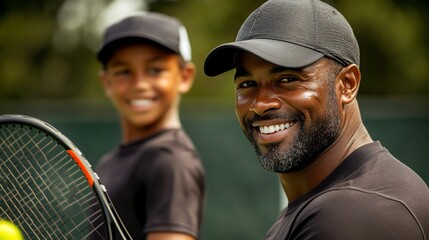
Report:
97,34,178,64
204,39,324,77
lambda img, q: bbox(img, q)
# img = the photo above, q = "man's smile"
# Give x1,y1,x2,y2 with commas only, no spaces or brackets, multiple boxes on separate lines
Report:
257,122,295,134
250,120,297,145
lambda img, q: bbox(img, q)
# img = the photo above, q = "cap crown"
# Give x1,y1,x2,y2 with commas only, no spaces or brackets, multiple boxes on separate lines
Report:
237,0,359,66
97,12,191,64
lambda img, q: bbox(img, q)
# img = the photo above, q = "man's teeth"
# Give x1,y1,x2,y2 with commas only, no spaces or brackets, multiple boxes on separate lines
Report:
130,99,152,107
259,123,293,134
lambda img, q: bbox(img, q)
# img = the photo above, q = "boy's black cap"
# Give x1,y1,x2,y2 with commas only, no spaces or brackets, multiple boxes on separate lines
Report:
204,0,359,77
97,12,191,64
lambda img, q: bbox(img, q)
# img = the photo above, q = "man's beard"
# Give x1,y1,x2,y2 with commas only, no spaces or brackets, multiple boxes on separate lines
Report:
243,84,341,173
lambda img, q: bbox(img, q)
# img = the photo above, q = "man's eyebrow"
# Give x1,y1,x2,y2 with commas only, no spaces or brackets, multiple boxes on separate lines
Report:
234,68,251,80
233,65,305,81
270,66,300,74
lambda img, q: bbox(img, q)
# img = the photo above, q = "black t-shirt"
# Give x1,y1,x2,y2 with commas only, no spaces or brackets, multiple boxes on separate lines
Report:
96,129,205,239
266,141,429,240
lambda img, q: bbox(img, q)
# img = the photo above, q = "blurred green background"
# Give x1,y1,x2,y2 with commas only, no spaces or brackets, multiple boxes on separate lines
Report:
1,0,428,239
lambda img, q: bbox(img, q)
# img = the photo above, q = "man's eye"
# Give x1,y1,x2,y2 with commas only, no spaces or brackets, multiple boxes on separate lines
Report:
279,76,297,83
238,81,256,88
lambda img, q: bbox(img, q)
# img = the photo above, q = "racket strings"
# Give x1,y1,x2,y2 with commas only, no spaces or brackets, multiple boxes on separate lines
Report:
2,127,79,238
16,138,73,237
0,124,109,239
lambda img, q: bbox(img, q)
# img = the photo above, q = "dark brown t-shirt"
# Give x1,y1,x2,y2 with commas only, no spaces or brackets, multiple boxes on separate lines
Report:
96,129,205,239
266,141,429,240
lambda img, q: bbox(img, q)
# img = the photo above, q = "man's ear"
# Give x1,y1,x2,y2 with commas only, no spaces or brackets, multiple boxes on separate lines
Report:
99,70,112,97
178,62,196,94
338,64,361,105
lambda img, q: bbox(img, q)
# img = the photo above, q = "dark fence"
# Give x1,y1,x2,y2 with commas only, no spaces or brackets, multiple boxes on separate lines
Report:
1,96,428,240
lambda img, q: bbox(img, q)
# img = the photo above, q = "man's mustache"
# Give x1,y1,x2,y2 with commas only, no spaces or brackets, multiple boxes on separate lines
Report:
243,112,304,130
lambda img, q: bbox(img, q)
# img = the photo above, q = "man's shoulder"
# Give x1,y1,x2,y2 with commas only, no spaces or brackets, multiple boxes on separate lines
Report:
306,187,414,215
294,188,426,239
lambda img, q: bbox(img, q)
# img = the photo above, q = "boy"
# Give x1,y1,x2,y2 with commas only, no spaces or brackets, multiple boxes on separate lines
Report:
96,12,205,240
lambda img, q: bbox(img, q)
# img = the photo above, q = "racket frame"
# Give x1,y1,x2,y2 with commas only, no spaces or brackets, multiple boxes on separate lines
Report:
0,114,132,240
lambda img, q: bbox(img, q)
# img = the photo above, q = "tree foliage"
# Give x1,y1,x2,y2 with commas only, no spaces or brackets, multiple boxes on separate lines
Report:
0,0,428,100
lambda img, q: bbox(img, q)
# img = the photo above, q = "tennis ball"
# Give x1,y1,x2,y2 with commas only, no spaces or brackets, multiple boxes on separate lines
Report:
0,220,24,240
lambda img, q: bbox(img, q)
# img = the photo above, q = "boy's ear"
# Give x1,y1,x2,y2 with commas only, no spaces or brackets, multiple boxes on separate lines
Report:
338,64,360,105
178,62,196,94
99,70,112,97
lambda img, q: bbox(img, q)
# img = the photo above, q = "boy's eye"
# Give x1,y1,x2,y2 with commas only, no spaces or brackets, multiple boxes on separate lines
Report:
147,68,163,75
112,68,131,76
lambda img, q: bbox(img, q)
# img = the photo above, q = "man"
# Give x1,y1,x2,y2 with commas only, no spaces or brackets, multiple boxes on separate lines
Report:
96,12,205,240
204,0,429,239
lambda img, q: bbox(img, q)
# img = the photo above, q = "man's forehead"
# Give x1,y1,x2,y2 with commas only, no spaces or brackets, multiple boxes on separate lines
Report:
234,50,327,73
234,51,263,65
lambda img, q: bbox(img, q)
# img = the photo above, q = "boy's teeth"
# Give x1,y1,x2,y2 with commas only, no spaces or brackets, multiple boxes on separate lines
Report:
259,123,293,134
131,99,152,107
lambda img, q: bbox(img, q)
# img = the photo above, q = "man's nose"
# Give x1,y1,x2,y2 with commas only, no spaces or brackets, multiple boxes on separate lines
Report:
249,88,281,116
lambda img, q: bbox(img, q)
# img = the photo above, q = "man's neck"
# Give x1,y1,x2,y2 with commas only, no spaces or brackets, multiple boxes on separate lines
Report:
278,105,373,202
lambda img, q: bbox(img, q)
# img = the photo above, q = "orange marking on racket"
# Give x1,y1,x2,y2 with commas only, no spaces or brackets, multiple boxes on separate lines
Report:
67,150,94,187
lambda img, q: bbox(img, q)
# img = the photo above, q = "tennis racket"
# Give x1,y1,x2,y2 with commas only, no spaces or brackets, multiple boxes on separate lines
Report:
0,114,132,240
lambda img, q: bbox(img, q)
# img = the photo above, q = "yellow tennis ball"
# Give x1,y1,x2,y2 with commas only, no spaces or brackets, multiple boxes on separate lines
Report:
0,220,24,240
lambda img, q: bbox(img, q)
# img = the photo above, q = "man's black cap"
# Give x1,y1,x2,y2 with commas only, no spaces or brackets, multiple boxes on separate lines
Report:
204,0,359,77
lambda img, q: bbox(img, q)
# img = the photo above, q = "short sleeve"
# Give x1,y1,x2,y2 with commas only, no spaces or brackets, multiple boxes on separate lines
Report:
292,188,425,240
136,146,204,237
